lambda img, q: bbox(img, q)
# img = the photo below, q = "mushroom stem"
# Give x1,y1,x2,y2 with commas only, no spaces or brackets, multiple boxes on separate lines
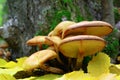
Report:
74,57,84,70
38,44,42,50
55,48,64,65
40,64,64,74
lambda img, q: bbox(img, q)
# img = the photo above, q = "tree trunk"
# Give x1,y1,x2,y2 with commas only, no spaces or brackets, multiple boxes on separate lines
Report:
0,0,115,60
101,0,115,26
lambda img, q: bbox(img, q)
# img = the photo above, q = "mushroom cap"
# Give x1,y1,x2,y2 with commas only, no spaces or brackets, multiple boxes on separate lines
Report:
48,30,53,37
51,21,76,38
46,36,62,47
0,39,9,48
62,21,113,38
26,36,53,46
23,50,57,71
58,35,106,58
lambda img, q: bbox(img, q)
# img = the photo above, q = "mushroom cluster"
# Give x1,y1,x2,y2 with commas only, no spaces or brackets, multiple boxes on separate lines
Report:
23,21,113,74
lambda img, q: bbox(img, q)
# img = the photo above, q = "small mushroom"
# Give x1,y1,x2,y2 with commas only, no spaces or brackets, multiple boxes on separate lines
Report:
0,38,9,49
23,49,64,74
50,21,76,38
26,36,53,50
58,35,106,70
0,38,10,61
62,21,113,38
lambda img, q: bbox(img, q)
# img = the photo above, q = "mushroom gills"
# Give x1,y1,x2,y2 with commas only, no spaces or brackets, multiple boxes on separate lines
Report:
59,35,106,70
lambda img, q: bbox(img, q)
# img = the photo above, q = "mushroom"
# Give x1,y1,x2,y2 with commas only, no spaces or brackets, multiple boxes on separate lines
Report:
26,36,63,64
46,36,62,47
58,35,106,70
26,36,53,50
48,30,53,37
45,36,64,64
62,21,113,38
0,38,9,49
23,49,64,74
50,21,76,38
0,38,10,61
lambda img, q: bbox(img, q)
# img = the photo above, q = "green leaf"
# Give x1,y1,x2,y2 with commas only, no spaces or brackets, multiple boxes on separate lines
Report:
0,73,16,80
0,0,6,4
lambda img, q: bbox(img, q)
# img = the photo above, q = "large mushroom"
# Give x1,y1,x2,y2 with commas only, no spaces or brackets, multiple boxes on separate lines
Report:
23,49,64,74
58,35,106,70
62,21,113,38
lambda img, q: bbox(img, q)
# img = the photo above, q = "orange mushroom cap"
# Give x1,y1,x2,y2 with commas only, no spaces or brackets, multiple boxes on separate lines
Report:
51,21,76,38
26,36,52,46
23,49,64,73
62,21,113,38
23,50,57,71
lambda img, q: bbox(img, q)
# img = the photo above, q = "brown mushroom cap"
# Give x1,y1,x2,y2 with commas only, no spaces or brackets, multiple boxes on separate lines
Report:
26,36,55,50
26,36,51,46
51,21,76,38
48,30,53,37
46,36,62,47
58,35,106,58
62,21,113,38
23,50,57,71
0,39,9,49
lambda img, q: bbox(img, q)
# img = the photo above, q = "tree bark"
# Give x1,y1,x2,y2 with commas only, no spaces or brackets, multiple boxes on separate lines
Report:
101,0,115,26
0,0,115,59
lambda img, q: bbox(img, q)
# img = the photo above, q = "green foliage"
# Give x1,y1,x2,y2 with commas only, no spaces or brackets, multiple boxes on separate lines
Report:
49,10,71,31
103,28,119,59
36,0,84,36
114,8,120,23
114,0,120,7
63,0,72,3
0,0,7,26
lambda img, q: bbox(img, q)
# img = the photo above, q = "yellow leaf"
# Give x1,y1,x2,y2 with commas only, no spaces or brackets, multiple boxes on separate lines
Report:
0,73,16,80
0,58,7,67
55,71,96,80
4,57,27,68
116,75,120,80
16,57,28,67
87,52,110,76
4,61,17,68
109,64,120,75
0,67,23,76
19,74,61,80
98,73,117,80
